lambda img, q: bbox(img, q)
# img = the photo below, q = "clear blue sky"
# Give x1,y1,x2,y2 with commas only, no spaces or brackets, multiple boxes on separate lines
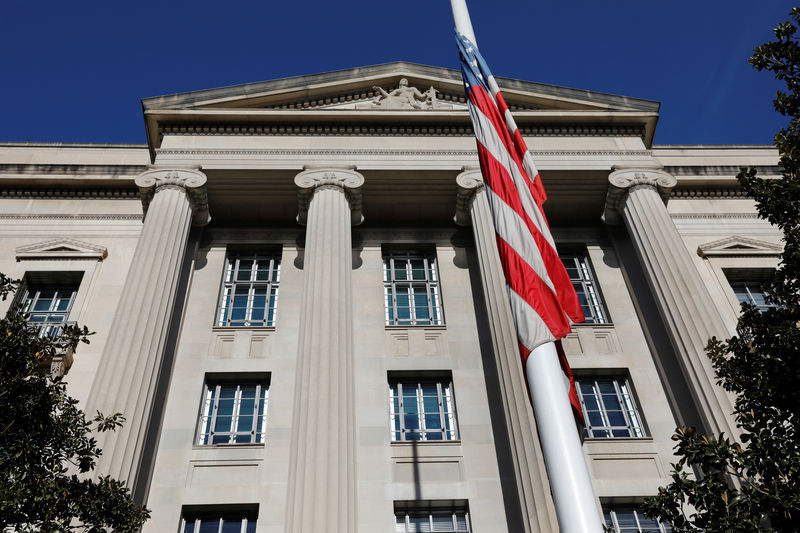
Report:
0,1,794,145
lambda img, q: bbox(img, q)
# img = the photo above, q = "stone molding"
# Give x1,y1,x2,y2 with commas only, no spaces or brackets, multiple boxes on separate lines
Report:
135,168,210,226
159,124,647,138
0,213,142,221
454,169,484,226
602,167,678,225
0,189,138,199
16,238,108,261
156,148,653,159
294,167,364,225
697,235,783,257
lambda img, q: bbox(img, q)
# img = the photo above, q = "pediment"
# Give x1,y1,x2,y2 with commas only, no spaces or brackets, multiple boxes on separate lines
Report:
16,239,108,261
142,62,659,114
697,235,783,257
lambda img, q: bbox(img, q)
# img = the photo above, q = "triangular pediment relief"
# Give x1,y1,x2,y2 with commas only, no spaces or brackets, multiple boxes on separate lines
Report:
142,62,659,114
697,235,783,257
16,239,108,261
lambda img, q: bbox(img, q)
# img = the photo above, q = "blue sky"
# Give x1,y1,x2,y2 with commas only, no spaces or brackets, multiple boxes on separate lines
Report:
0,1,794,145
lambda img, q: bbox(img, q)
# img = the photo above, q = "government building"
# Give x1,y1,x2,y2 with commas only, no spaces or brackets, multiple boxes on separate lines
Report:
0,62,781,533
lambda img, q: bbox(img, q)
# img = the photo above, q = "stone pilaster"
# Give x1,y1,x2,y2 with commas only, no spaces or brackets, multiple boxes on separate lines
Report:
86,168,209,492
285,168,364,533
455,170,558,533
603,166,737,438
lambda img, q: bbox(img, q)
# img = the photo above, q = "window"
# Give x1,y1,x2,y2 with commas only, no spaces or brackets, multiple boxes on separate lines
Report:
559,250,608,324
383,250,444,326
180,509,257,533
724,268,776,313
217,252,280,327
576,376,645,438
604,506,671,533
389,375,457,441
19,272,82,338
394,505,470,533
196,377,269,445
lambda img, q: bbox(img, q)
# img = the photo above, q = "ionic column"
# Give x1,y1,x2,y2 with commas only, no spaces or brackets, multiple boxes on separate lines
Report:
455,170,558,533
603,166,737,438
87,168,210,492
285,168,364,533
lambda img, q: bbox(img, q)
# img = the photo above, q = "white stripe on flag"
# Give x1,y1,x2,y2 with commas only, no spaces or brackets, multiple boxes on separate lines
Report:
469,102,557,251
486,187,557,293
507,287,555,351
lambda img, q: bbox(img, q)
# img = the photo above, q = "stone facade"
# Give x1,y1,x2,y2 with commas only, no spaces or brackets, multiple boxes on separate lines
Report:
0,63,781,532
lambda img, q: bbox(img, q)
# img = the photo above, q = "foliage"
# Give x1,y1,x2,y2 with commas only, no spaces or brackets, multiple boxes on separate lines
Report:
642,9,800,532
0,274,149,532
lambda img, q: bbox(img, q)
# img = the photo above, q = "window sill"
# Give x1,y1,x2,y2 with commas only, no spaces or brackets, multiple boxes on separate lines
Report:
571,322,614,329
583,436,652,442
211,326,276,332
385,324,447,330
391,439,461,446
192,442,266,450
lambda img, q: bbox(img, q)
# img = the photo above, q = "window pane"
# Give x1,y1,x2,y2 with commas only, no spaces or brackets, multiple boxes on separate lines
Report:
217,254,280,327
198,518,219,533
390,378,457,441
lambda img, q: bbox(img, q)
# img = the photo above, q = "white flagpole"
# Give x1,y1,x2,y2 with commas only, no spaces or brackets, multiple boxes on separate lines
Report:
449,2,604,532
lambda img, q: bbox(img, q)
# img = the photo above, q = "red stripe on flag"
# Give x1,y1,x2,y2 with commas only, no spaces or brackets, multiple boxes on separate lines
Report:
496,236,572,340
474,134,585,325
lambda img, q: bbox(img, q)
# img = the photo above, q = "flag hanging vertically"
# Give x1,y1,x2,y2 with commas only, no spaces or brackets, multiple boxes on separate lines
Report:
456,32,585,420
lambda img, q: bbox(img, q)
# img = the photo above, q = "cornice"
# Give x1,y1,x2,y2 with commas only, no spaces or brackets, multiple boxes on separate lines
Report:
0,163,148,175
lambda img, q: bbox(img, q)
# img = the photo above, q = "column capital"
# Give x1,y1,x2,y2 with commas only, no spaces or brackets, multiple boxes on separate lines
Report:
294,167,365,225
602,166,677,225
135,167,210,226
454,168,484,226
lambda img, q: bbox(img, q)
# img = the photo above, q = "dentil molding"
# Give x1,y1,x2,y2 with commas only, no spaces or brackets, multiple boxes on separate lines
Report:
135,168,211,226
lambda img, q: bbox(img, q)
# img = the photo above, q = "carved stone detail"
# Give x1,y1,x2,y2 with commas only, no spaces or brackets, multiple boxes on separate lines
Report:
135,168,210,226
294,168,364,225
454,169,484,226
365,78,453,110
602,167,677,225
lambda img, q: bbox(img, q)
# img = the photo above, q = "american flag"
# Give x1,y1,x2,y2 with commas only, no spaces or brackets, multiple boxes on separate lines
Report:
456,32,585,420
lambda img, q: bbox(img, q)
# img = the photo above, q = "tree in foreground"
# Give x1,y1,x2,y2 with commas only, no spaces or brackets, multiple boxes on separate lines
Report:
0,274,149,532
642,9,800,532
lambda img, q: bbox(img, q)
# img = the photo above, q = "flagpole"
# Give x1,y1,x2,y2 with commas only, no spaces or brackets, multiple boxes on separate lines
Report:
448,2,604,532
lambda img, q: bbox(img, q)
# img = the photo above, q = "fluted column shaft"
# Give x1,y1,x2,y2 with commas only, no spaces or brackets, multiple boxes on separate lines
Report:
86,168,210,491
604,167,737,438
455,171,558,533
285,168,364,533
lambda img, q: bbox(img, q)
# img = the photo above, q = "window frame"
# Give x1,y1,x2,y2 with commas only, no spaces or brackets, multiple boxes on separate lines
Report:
195,376,270,446
17,273,82,338
393,502,471,533
604,506,672,533
559,249,609,324
383,249,445,327
389,374,458,442
180,508,258,533
216,252,281,328
575,375,646,439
